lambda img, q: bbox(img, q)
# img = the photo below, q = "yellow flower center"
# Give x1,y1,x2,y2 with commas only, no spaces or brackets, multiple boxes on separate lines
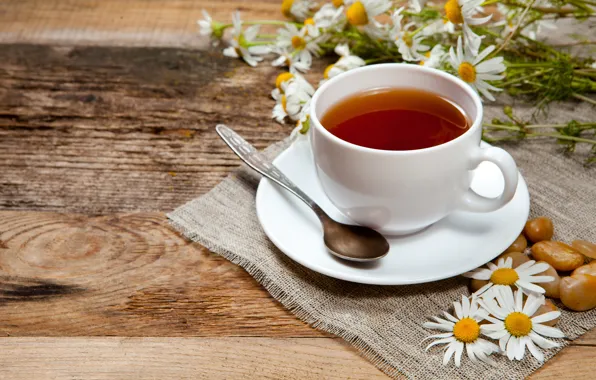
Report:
332,0,344,7
275,72,294,90
505,312,533,337
291,35,306,49
281,0,294,18
452,317,480,343
347,1,369,26
458,62,476,83
403,33,413,47
444,0,464,25
304,18,315,26
490,268,519,286
281,94,287,112
324,64,334,79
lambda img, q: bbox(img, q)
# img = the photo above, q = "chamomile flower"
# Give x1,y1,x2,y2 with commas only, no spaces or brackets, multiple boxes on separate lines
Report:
419,44,446,68
423,295,500,367
394,23,430,62
290,113,311,140
313,3,347,31
479,287,565,362
276,23,323,65
223,12,270,67
198,11,220,39
319,44,366,85
463,256,554,296
281,0,316,22
272,76,314,122
271,47,311,72
346,0,393,39
444,0,491,54
449,37,506,101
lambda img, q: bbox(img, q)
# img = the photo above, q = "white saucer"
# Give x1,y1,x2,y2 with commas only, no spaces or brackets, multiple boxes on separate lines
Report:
255,140,530,285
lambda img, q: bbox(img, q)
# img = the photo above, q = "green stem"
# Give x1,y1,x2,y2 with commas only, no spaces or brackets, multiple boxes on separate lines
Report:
500,2,578,14
502,69,552,86
257,34,278,39
573,93,596,105
506,62,554,68
528,133,596,144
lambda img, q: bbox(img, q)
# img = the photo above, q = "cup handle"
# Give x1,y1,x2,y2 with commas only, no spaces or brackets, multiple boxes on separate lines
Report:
459,146,519,213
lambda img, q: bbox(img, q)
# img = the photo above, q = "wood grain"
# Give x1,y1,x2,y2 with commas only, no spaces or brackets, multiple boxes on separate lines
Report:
0,0,280,48
0,0,594,378
0,211,322,337
0,43,294,214
0,337,386,379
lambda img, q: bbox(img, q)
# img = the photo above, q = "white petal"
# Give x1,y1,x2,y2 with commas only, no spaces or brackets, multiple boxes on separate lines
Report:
423,322,454,331
529,331,560,349
526,337,545,362
484,329,509,340
517,280,546,295
223,47,239,58
454,341,464,367
443,311,460,323
473,45,496,65
426,337,456,351
499,334,510,352
487,261,499,271
522,294,545,316
422,332,454,342
532,311,561,324
454,301,463,319
461,295,470,316
515,260,536,272
519,262,549,275
466,342,478,363
515,289,524,311
481,323,505,332
467,14,492,25
464,269,492,280
474,283,493,297
506,336,517,360
477,73,505,81
532,323,566,339
249,45,271,55
443,342,457,365
515,336,526,360
522,275,554,285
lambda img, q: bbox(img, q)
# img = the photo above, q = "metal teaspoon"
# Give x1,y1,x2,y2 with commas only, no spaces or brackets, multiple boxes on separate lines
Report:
216,124,390,262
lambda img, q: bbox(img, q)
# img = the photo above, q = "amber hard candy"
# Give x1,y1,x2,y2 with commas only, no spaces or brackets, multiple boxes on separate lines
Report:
572,240,596,259
535,261,561,299
504,234,528,254
560,274,596,311
531,241,584,271
523,217,554,243
572,261,596,277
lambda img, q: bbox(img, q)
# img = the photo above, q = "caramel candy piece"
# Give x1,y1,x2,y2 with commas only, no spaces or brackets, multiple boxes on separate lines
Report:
572,261,596,277
572,240,596,259
531,241,584,271
523,217,554,243
560,274,596,311
504,234,528,254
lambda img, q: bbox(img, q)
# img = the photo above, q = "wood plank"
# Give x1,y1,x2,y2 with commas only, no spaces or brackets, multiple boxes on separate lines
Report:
0,43,301,213
0,0,280,47
0,211,323,337
0,337,594,379
0,337,387,379
533,346,596,379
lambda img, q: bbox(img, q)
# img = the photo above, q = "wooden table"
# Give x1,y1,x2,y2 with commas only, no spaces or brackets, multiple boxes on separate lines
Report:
0,1,593,378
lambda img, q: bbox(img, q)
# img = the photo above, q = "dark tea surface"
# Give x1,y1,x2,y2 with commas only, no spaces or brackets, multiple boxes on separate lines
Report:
320,88,470,151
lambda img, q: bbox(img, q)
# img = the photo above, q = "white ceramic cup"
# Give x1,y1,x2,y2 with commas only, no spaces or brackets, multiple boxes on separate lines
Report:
309,64,519,235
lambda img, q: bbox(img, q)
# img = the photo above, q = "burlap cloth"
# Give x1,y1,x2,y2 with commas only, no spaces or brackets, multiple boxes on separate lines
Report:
168,97,595,379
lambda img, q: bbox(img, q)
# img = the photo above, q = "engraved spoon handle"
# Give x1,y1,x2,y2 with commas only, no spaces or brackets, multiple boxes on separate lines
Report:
216,124,319,212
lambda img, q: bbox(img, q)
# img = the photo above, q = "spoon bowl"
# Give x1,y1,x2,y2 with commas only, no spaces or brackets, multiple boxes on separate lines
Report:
216,124,390,262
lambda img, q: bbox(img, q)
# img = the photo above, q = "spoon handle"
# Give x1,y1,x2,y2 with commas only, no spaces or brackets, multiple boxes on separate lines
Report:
216,124,319,211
